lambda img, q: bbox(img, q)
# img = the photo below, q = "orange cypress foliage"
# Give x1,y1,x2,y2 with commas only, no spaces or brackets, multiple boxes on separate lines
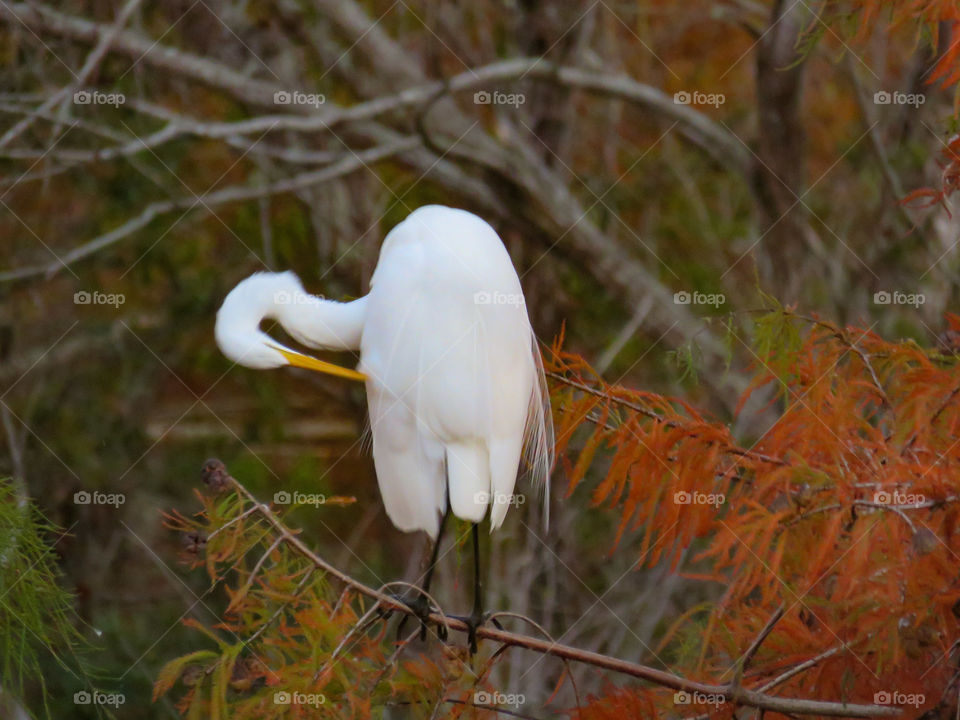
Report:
549,310,960,718
845,1,960,91
839,2,960,208
157,310,960,719
902,135,960,211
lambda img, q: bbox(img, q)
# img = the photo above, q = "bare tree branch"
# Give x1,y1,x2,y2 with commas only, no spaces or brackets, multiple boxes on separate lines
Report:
0,0,144,149
0,137,418,282
0,1,744,403
0,58,750,177
0,2,280,107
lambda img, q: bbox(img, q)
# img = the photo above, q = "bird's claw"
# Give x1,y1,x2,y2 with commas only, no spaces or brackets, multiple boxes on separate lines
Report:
392,591,447,643
449,610,499,655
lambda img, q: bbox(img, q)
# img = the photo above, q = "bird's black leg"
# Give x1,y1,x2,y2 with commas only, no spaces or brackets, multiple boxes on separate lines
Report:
397,506,449,642
467,522,483,654
421,507,448,596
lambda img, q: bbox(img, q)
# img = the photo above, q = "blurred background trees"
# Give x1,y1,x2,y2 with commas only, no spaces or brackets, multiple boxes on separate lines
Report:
0,0,958,717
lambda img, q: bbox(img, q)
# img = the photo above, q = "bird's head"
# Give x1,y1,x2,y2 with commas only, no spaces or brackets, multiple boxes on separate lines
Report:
215,271,365,380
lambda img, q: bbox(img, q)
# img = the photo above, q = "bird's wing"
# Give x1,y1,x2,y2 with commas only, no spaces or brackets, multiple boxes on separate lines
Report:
362,206,551,530
367,384,447,538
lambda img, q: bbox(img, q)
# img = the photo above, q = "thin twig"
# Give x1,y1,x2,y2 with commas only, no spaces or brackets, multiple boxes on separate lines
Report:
757,645,845,693
547,370,789,467
740,605,786,677
487,611,582,711
227,536,283,612
903,384,960,453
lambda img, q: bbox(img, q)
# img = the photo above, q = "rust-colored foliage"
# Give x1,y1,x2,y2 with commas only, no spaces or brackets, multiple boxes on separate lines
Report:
845,2,960,209
848,2,960,91
156,488,514,719
158,310,960,719
902,134,960,212
549,311,960,718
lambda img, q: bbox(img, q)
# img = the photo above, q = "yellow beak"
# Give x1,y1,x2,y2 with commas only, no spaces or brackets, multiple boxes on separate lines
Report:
269,345,366,382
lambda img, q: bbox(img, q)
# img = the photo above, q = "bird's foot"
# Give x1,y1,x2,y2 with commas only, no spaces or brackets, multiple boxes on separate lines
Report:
391,591,447,643
448,611,502,655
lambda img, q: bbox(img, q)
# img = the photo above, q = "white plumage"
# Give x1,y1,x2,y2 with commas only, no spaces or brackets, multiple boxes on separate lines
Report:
215,205,553,538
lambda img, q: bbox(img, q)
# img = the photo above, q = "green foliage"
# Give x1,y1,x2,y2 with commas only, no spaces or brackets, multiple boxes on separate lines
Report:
157,482,503,719
750,301,803,386
0,479,85,717
665,340,700,385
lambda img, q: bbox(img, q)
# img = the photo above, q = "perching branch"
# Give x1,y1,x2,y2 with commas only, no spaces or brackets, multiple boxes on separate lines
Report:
200,459,900,718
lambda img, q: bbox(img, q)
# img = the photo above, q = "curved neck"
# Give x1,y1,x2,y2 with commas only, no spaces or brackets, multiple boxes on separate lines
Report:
270,290,367,352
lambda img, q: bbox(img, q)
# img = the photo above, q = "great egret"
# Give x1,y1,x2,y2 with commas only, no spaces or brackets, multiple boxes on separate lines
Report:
215,204,553,650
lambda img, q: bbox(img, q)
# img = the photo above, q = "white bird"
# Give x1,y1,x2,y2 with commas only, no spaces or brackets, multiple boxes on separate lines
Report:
215,205,553,647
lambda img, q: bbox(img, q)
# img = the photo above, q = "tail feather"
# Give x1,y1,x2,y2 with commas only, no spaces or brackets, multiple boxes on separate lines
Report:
522,333,555,531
